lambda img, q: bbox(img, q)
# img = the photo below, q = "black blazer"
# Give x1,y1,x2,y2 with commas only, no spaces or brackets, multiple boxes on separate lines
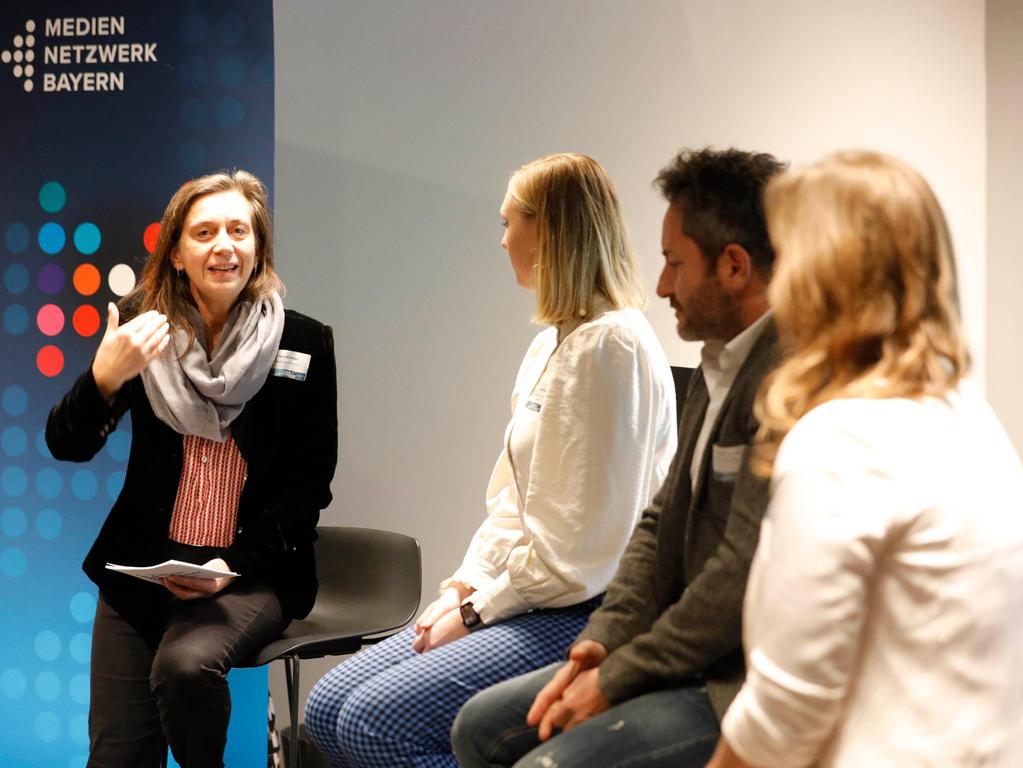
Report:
46,309,338,645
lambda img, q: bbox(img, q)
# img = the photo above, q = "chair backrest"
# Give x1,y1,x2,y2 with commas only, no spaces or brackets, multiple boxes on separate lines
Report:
244,526,422,663
671,366,694,432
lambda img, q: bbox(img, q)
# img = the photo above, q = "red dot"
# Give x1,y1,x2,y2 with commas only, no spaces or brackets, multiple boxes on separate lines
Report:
37,345,64,377
143,222,160,255
73,305,101,337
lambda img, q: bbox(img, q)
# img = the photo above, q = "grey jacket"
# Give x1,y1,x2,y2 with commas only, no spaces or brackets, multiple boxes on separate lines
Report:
575,320,780,720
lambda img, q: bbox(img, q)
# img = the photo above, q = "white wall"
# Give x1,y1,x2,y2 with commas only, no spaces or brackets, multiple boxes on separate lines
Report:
987,0,1023,457
271,0,988,725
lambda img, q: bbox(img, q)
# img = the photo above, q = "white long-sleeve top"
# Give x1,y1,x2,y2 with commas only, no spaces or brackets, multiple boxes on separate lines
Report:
722,382,1023,767
446,303,677,625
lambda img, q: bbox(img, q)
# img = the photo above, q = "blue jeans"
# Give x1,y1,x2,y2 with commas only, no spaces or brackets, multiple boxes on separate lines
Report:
451,663,720,768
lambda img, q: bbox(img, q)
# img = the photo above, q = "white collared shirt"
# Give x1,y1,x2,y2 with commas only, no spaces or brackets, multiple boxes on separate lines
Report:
445,304,677,624
723,382,1023,766
691,310,772,490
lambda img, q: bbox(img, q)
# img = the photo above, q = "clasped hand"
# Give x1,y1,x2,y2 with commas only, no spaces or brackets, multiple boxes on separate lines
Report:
92,303,171,400
161,558,236,600
412,584,472,653
527,640,611,740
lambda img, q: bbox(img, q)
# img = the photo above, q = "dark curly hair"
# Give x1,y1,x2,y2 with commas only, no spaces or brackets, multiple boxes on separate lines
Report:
655,148,786,275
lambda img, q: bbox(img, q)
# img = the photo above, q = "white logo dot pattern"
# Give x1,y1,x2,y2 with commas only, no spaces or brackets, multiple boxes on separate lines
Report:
3,20,35,91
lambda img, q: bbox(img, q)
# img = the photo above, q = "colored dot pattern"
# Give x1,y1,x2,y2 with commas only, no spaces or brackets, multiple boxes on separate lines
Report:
0,11,270,757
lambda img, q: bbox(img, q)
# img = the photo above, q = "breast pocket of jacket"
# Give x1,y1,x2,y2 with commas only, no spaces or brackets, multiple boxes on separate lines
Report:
706,443,749,526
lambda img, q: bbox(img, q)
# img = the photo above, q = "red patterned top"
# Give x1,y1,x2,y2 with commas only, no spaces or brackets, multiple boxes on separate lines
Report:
168,434,247,548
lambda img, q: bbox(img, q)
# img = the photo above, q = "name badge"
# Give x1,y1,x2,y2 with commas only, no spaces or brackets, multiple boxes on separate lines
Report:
271,349,311,381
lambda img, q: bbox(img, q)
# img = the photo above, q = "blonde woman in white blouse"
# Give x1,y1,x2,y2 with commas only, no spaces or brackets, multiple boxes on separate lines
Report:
710,152,1023,767
306,153,677,768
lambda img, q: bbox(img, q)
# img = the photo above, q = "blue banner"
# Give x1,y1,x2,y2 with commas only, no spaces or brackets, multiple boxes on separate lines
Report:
0,1,274,765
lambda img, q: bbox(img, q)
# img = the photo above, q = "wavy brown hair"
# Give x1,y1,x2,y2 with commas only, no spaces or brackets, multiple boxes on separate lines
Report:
124,170,283,342
507,153,644,325
753,151,970,475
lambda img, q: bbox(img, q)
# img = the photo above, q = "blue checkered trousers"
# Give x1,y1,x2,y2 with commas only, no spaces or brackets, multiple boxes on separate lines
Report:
305,595,601,767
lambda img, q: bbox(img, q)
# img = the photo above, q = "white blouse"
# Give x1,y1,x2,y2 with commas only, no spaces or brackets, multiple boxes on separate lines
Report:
722,383,1023,766
446,304,677,625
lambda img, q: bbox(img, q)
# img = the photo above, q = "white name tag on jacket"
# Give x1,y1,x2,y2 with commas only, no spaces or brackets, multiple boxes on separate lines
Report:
271,350,311,381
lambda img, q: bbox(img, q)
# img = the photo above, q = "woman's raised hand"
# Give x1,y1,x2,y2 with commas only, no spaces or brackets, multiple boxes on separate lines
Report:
92,303,171,400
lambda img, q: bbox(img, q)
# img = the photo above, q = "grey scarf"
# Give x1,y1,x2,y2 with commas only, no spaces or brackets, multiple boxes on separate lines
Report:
141,292,285,442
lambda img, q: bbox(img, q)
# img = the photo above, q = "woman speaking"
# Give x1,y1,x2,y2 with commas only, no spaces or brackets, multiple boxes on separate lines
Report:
46,170,338,768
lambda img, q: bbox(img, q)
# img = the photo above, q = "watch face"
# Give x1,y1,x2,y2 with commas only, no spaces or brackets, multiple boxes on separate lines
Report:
460,602,481,628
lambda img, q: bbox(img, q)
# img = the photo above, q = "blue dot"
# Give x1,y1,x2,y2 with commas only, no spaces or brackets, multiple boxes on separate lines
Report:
216,55,244,87
106,431,130,461
69,673,88,705
106,470,125,500
70,592,96,623
178,54,207,87
216,13,245,45
255,53,273,87
1,669,27,699
1,507,27,537
5,222,30,254
1,547,27,578
73,222,101,255
2,426,28,457
2,385,28,416
215,96,244,129
69,632,90,664
69,713,88,746
37,429,53,459
38,222,66,255
4,263,30,293
35,630,61,661
36,508,62,540
34,710,60,743
180,13,208,45
1,466,28,497
179,97,206,129
178,140,206,171
34,670,60,702
36,468,63,499
70,469,97,500
3,304,29,335
39,181,67,213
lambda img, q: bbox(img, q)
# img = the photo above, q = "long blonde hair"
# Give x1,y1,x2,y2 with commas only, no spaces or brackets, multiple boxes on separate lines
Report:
507,153,644,325
754,151,970,474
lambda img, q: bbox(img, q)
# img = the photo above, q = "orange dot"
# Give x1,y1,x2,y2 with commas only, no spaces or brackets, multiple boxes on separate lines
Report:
143,222,160,255
73,305,101,337
37,345,64,377
73,263,101,296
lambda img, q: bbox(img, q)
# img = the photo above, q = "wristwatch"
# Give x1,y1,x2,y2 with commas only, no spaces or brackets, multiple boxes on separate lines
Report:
459,601,485,632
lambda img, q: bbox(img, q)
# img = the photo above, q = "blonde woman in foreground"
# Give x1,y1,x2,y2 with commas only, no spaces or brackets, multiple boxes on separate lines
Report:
710,152,1023,767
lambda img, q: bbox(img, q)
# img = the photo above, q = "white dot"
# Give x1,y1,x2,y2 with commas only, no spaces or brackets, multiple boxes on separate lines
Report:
108,264,136,297
25,35,34,47
25,20,36,33
13,50,23,63
13,35,22,48
23,64,32,77
23,80,32,93
12,64,21,77
1,51,10,64
24,50,34,63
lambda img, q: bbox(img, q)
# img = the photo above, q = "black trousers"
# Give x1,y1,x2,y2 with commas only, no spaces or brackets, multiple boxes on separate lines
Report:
87,581,286,768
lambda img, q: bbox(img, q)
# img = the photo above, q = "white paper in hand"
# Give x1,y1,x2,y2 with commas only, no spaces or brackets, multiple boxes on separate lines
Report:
105,560,240,584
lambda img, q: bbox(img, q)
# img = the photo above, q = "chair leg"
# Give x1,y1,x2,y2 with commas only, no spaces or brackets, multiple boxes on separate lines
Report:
286,656,301,768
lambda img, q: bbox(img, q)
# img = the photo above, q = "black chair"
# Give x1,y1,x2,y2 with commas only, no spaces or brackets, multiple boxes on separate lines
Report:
239,526,422,767
671,365,694,427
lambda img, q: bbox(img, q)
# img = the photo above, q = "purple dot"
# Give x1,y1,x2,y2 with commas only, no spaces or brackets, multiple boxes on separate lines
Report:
37,263,65,295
